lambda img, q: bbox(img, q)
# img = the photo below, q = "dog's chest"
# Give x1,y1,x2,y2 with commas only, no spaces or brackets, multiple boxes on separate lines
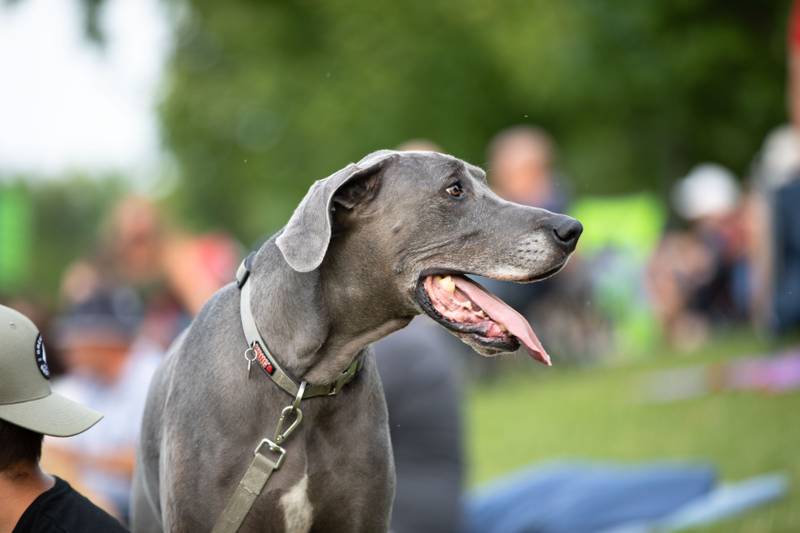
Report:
279,474,313,533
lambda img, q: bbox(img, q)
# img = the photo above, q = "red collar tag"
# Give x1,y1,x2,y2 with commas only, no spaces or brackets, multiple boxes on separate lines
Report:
252,341,275,375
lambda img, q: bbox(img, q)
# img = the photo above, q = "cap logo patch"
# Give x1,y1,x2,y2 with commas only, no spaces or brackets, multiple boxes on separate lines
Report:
35,334,50,379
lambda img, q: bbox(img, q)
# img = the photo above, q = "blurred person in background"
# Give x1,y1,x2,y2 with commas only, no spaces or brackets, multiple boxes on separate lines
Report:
484,125,596,362
484,124,570,312
97,196,240,350
373,139,465,533
396,138,442,152
42,288,160,522
0,304,127,533
788,0,800,130
751,126,800,336
487,125,568,214
737,0,800,337
374,318,465,533
649,164,750,349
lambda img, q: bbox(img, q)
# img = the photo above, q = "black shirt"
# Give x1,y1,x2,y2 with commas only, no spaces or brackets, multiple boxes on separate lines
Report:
13,477,128,533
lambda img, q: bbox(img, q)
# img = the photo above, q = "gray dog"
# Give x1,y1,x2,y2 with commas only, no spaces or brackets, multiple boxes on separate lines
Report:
131,150,582,533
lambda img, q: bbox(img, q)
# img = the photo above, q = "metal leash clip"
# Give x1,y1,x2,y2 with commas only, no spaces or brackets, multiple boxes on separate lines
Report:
273,381,307,444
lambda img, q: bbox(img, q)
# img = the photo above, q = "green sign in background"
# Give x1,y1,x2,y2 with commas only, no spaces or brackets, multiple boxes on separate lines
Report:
0,188,32,290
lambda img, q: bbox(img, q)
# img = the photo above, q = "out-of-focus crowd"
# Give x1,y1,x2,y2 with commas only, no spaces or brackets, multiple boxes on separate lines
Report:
3,198,240,520
3,120,798,522
651,129,800,350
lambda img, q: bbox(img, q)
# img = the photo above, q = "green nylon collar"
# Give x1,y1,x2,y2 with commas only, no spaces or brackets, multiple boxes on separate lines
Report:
236,252,362,399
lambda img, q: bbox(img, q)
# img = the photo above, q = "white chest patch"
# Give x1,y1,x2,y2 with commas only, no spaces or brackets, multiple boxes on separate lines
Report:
280,474,313,533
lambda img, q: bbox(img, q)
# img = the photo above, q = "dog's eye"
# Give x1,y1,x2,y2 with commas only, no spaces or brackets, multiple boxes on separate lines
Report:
446,181,464,198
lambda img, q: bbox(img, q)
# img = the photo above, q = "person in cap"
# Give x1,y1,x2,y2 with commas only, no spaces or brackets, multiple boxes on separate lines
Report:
649,163,750,349
0,304,128,533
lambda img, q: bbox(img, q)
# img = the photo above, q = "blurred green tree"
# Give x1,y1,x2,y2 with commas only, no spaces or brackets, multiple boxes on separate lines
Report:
158,0,791,244
0,176,127,300
7,0,794,246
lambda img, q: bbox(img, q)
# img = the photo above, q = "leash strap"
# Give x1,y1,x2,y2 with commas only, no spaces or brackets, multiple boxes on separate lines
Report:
210,442,284,533
212,382,307,533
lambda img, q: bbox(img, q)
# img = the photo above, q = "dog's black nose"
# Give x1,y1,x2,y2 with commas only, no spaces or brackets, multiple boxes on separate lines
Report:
552,216,583,252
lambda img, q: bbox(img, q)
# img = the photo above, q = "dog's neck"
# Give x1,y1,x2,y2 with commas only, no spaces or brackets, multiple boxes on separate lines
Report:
250,238,412,385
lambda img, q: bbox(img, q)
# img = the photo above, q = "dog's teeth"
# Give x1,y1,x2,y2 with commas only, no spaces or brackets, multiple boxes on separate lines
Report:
439,276,455,293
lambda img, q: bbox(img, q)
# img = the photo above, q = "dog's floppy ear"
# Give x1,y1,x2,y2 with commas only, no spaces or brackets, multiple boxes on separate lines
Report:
277,150,397,272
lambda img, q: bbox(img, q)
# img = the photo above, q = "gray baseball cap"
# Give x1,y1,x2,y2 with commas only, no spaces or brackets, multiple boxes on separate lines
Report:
0,304,102,437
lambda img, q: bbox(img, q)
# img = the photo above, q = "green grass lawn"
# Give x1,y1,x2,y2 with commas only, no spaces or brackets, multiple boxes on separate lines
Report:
467,333,800,532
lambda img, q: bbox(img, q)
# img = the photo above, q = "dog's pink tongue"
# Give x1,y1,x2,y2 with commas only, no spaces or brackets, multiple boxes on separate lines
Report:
452,277,551,366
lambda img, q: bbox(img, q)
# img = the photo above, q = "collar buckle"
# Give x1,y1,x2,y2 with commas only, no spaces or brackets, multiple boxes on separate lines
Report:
328,357,361,396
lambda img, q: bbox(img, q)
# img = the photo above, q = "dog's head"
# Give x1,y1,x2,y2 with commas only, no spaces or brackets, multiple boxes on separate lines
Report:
277,150,582,363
